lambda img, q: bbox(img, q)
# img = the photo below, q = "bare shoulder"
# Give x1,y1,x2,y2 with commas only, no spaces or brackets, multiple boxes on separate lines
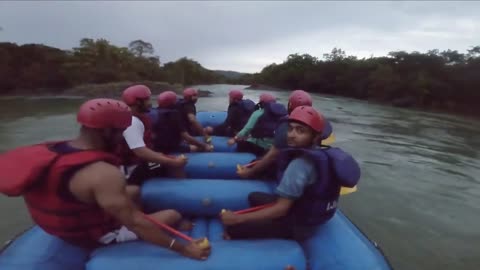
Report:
70,161,125,189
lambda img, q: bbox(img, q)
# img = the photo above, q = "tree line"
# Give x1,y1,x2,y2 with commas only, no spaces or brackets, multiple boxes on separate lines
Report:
231,48,480,116
0,35,479,117
0,38,222,94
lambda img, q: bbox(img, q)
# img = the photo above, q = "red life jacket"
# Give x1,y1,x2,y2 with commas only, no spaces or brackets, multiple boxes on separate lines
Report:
0,141,121,249
117,112,153,166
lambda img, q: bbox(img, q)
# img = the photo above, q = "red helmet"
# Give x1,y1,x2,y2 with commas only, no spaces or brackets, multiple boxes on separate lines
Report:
183,88,198,99
259,93,276,103
229,89,244,101
288,106,325,133
288,90,312,111
77,98,132,129
157,91,178,108
122,85,151,106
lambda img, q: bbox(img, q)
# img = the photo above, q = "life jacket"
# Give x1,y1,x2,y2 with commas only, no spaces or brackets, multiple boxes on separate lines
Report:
148,107,182,152
276,146,360,225
116,112,153,166
250,102,288,138
227,99,256,132
176,98,197,134
0,141,120,249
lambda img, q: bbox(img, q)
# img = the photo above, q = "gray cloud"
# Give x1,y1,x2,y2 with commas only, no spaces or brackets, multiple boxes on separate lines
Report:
1,1,480,72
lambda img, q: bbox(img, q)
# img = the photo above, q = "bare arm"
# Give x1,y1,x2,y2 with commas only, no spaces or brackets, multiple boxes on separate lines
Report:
221,197,293,225
181,131,208,149
188,113,206,136
238,146,279,178
70,162,186,252
239,197,293,222
250,146,279,173
132,147,176,166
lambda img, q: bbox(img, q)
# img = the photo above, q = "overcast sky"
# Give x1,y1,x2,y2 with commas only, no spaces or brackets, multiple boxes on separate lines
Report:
1,1,479,73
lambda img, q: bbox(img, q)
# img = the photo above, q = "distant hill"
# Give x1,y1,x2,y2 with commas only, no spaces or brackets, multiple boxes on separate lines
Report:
213,70,249,79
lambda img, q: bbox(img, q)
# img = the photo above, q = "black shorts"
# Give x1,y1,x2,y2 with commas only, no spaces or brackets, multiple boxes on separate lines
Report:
127,162,167,186
225,192,295,239
236,141,268,157
225,192,316,241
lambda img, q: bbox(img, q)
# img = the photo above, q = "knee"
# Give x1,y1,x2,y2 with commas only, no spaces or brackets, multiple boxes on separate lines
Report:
126,185,140,200
163,209,182,224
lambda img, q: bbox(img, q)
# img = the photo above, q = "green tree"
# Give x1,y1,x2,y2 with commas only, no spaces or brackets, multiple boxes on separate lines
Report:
129,40,154,57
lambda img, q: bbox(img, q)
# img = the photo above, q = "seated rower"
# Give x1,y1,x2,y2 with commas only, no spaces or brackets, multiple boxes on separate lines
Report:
221,106,360,240
237,90,334,180
176,88,209,141
204,89,255,137
0,98,210,260
228,93,287,156
150,91,213,154
117,85,188,185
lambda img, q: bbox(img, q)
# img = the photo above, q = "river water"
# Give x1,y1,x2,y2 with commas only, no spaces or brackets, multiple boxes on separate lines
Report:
0,84,479,270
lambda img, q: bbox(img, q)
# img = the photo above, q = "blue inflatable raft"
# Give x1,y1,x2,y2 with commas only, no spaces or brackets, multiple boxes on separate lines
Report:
0,111,393,270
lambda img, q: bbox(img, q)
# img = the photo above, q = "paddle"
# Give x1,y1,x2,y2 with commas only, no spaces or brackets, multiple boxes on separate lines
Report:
220,186,358,215
142,214,210,248
142,213,193,241
340,185,357,195
321,133,336,146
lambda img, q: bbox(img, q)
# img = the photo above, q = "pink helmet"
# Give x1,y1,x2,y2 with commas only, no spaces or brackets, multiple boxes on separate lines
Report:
259,93,276,103
77,98,132,129
122,85,152,106
229,89,244,101
157,91,178,108
288,106,325,133
183,88,198,100
288,90,312,111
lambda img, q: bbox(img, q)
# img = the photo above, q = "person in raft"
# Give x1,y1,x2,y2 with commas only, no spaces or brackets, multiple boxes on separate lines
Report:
149,91,213,153
204,89,256,137
221,106,360,240
117,85,188,185
176,88,210,141
227,93,288,156
0,98,210,260
237,90,335,180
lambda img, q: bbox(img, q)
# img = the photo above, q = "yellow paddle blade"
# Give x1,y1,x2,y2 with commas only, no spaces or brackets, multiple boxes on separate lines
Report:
340,185,357,195
322,133,336,146
206,136,212,143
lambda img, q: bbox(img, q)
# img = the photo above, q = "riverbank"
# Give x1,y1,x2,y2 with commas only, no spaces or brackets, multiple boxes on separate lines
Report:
1,82,477,119
0,81,214,99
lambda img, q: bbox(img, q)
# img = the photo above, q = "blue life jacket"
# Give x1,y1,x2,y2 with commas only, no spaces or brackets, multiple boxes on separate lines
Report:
251,102,288,138
148,107,182,152
227,99,256,131
276,147,360,225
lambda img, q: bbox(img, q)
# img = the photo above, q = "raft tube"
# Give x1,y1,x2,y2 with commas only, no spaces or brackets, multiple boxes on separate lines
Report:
0,141,392,270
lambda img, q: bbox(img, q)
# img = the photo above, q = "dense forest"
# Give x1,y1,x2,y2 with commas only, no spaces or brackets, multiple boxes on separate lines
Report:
0,38,222,94
233,48,480,116
0,36,479,116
